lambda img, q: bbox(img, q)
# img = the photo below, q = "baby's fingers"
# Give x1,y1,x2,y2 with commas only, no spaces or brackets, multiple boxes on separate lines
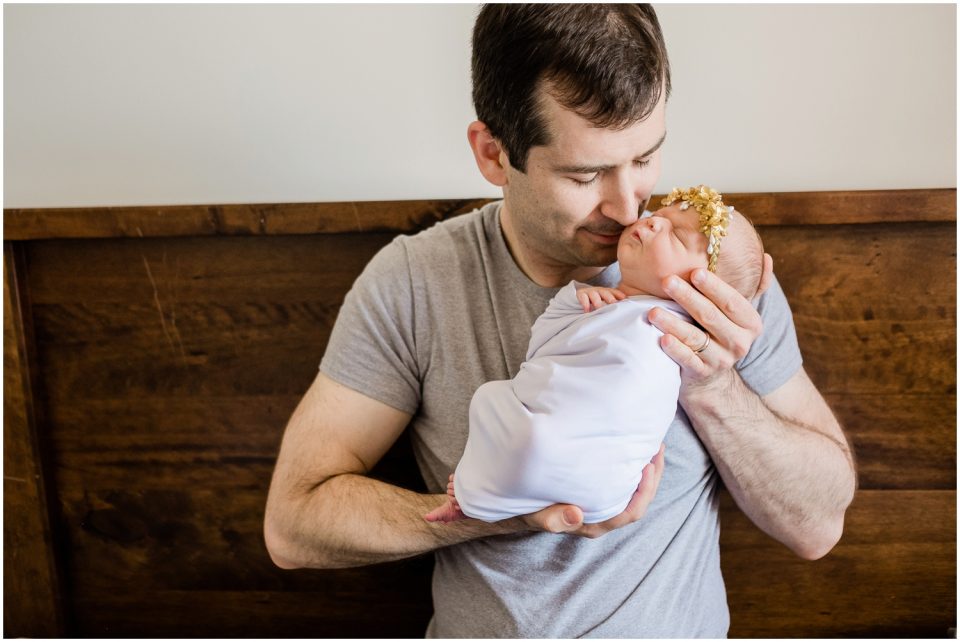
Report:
576,291,593,312
600,288,626,304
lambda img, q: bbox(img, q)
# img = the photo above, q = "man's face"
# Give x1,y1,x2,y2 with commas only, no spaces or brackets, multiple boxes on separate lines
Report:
499,88,667,276
617,204,708,298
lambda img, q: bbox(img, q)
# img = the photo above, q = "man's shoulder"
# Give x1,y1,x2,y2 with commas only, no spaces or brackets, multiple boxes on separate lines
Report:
358,201,500,294
398,200,497,252
390,201,499,277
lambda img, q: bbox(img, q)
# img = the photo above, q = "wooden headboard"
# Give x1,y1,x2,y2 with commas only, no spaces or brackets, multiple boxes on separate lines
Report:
5,189,956,637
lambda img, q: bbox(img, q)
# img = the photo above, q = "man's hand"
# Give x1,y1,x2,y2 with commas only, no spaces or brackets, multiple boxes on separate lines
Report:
645,254,855,558
519,444,665,538
649,254,773,395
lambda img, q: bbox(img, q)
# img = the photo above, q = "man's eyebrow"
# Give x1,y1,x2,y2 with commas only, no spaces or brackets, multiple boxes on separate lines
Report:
553,131,667,174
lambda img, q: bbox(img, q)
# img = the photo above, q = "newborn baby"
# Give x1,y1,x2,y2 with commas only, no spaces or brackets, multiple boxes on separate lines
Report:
426,186,765,524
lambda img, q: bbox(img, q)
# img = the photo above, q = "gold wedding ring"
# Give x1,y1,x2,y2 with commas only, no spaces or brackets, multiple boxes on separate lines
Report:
693,334,711,354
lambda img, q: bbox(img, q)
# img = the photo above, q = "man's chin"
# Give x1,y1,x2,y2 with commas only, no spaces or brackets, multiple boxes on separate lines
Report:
576,244,619,268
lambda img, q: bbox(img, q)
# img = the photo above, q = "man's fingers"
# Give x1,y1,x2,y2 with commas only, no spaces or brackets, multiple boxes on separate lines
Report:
652,442,666,473
695,270,761,334
648,307,715,369
547,504,583,532
625,443,665,517
656,272,761,365
526,503,584,534
659,333,710,376
649,305,704,349
525,445,667,537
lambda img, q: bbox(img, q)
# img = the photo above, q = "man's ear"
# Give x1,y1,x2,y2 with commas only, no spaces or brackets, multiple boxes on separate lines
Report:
467,121,509,187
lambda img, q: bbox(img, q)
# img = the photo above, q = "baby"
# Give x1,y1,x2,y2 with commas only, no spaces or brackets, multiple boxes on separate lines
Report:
425,186,765,524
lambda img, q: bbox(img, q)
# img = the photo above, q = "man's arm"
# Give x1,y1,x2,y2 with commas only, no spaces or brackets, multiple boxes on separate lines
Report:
650,262,856,560
264,371,667,569
677,366,854,559
263,371,524,569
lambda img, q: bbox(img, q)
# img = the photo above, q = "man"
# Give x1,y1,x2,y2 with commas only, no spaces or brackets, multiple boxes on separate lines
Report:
264,5,856,637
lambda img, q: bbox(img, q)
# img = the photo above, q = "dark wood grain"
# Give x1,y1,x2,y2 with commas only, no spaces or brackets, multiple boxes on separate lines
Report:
69,578,435,637
24,223,955,492
722,188,956,226
763,222,956,396
58,437,429,637
4,189,954,240
46,487,960,638
826,393,956,490
722,490,956,638
3,244,65,637
5,191,955,637
3,199,492,240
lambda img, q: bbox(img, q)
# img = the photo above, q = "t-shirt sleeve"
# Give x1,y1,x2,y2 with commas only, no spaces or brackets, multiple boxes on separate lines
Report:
319,236,421,415
735,275,803,397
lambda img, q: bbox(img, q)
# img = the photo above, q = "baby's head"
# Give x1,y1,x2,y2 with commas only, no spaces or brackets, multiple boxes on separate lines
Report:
617,199,764,300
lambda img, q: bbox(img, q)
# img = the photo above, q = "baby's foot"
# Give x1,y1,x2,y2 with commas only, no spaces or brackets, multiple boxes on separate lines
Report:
424,497,466,523
424,474,467,523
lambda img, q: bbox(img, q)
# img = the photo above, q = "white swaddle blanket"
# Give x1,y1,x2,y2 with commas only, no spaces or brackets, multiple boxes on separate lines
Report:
454,280,689,523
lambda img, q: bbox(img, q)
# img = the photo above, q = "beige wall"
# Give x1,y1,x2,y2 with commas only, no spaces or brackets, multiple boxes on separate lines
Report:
4,3,955,208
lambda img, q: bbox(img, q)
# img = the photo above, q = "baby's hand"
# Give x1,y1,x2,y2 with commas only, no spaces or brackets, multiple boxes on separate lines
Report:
576,286,627,312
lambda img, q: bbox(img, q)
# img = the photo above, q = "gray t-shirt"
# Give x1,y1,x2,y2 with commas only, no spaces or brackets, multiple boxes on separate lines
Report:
320,201,802,638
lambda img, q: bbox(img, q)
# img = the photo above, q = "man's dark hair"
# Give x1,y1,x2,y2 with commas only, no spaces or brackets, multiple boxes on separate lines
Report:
472,4,671,173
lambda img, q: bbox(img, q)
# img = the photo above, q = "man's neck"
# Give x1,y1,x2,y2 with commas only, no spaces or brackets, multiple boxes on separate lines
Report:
499,205,605,288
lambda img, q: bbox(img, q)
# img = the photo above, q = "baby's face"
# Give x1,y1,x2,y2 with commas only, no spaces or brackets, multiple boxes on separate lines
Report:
617,204,708,298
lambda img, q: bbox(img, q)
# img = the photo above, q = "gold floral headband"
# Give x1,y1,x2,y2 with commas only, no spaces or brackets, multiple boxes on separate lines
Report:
661,185,733,272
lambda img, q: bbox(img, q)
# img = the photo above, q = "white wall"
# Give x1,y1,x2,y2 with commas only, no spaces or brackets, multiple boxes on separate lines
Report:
4,3,955,208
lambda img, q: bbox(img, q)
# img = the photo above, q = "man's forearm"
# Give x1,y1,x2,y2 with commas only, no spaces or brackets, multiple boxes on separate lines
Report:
682,371,856,559
265,473,526,569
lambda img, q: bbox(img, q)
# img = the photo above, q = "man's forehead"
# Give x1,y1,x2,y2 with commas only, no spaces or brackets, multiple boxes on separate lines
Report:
544,130,668,173
536,89,667,168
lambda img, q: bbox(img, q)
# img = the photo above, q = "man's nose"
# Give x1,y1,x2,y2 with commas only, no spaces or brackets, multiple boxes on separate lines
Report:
600,175,645,226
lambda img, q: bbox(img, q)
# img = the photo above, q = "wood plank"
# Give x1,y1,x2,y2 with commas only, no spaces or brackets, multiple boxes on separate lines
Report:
58,452,424,596
724,187,956,226
27,227,954,489
827,393,956,490
45,396,424,493
41,393,956,493
5,189,955,240
721,490,956,638
41,389,955,494
48,484,955,636
64,478,432,637
32,304,336,397
761,222,956,395
70,583,435,638
26,224,955,395
3,199,490,240
26,233,394,304
2,244,65,636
